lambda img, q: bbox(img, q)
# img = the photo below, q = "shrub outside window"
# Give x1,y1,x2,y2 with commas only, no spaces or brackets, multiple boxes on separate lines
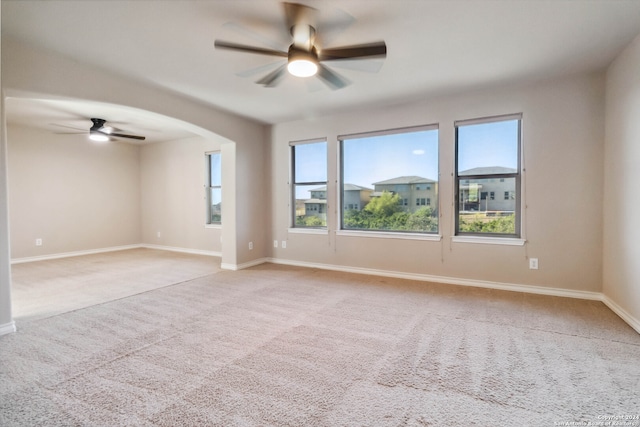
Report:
455,114,522,237
340,125,439,233
291,139,327,228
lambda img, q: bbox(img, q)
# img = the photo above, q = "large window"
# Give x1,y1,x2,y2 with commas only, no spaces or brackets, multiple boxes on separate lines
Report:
206,152,221,224
291,139,327,228
455,114,521,237
340,125,439,233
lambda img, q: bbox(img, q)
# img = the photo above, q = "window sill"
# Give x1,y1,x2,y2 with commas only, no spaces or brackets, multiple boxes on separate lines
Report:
288,227,329,235
451,236,525,246
205,224,221,229
337,230,442,241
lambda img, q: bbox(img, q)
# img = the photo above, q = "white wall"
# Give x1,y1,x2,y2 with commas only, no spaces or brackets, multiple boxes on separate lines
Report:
603,34,640,327
270,72,605,293
140,136,221,254
7,125,141,259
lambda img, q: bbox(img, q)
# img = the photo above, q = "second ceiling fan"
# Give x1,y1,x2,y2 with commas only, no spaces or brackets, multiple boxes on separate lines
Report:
214,2,387,90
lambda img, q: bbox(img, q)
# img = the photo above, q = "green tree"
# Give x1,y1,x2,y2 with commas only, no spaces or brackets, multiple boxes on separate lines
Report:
296,216,325,227
343,209,366,229
363,191,402,217
406,206,438,232
459,214,514,234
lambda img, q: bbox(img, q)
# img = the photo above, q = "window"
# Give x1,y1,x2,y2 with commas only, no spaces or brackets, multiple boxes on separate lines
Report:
340,125,439,233
455,114,521,237
291,139,327,228
206,152,221,224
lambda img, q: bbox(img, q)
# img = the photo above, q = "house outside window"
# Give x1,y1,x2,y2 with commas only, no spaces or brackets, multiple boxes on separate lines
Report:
206,152,221,224
291,139,327,228
340,124,439,233
455,114,521,237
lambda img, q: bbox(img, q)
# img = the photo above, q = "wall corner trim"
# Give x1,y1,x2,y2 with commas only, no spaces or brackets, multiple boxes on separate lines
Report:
221,258,268,271
140,244,221,258
601,295,640,335
0,321,17,337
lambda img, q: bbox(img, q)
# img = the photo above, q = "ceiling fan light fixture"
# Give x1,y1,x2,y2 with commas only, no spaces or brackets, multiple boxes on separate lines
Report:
287,46,318,77
89,131,109,142
287,58,318,77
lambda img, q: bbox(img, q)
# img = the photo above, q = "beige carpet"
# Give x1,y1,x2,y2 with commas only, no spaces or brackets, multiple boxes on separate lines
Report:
1,262,639,426
10,248,221,321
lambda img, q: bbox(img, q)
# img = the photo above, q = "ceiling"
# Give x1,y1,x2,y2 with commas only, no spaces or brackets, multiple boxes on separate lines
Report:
3,0,640,140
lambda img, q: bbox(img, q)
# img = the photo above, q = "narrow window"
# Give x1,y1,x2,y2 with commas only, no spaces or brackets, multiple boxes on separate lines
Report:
291,139,327,228
340,125,439,233
455,114,521,237
206,152,221,224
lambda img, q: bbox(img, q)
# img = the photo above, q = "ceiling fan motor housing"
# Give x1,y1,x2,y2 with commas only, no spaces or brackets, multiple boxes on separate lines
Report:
90,118,106,131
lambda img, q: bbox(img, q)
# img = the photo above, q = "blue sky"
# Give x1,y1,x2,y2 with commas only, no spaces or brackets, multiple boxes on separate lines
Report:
457,119,519,172
342,130,439,189
294,119,518,199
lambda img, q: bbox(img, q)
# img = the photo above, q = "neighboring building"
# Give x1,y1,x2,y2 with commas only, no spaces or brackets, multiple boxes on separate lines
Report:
372,176,438,213
304,197,327,219
342,184,373,211
300,184,373,219
458,166,516,212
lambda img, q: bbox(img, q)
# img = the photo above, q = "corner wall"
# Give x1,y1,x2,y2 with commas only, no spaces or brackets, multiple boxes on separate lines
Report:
603,34,640,330
270,72,605,293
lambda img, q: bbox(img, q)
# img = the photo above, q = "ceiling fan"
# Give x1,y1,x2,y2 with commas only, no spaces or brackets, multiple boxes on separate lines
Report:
214,2,387,90
53,118,146,142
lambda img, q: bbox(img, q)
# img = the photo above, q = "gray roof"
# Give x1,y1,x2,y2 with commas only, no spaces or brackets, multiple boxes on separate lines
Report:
459,166,516,176
344,183,372,191
372,176,436,185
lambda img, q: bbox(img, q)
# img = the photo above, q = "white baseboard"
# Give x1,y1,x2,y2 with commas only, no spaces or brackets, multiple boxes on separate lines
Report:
266,257,602,301
221,257,268,271
601,295,640,335
11,244,221,265
11,244,143,264
140,244,221,258
0,320,16,337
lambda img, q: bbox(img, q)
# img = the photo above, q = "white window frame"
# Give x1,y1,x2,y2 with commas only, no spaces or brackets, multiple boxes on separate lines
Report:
205,151,221,227
337,124,441,239
289,138,328,232
453,113,524,243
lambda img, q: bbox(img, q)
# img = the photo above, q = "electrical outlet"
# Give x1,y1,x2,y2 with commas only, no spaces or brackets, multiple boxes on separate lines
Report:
281,241,287,249
529,258,539,270
35,238,43,246
274,240,278,248
249,241,253,250
157,231,161,238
